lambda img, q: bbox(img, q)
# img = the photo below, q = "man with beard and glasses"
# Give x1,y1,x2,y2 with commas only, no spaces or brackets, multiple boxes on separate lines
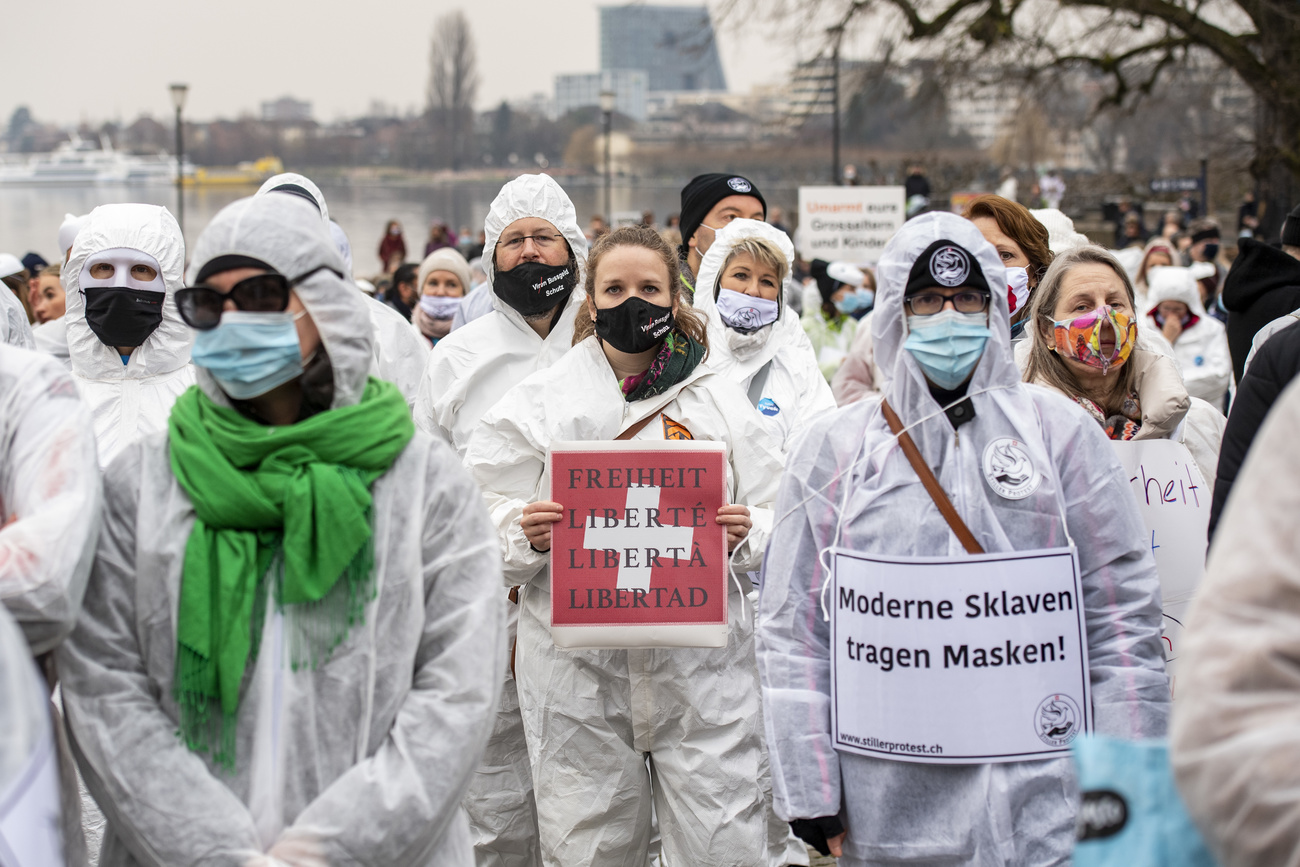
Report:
414,172,588,867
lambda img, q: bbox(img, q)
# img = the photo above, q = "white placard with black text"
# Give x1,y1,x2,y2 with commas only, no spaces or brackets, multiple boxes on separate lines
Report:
797,186,905,265
830,547,1091,765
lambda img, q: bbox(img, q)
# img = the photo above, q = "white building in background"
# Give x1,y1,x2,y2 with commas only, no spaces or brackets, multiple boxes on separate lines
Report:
555,70,649,122
261,96,313,123
945,79,1019,150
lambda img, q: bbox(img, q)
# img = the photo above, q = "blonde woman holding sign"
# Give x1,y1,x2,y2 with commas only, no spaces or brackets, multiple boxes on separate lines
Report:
756,212,1168,865
466,225,786,867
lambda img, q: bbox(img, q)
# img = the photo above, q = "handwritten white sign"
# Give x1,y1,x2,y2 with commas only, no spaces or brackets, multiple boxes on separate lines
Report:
830,547,1091,764
797,186,905,265
1112,439,1209,696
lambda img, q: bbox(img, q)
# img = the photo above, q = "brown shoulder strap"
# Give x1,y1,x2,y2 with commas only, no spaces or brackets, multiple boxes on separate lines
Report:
616,413,656,441
880,399,985,555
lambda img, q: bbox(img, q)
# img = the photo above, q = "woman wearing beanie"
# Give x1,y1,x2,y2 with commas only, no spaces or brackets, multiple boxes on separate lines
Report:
412,247,472,347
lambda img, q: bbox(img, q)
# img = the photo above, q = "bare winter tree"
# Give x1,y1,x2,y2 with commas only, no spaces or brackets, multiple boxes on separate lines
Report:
722,0,1300,239
427,10,480,171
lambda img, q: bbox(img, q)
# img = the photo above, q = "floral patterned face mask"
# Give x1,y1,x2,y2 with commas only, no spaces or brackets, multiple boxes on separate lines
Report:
1049,305,1137,374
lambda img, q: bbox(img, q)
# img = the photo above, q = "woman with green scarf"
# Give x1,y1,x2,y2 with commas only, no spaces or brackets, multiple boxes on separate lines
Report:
464,225,786,866
57,193,505,867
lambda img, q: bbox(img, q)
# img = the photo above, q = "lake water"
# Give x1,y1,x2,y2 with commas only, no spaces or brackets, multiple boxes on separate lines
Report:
0,177,800,277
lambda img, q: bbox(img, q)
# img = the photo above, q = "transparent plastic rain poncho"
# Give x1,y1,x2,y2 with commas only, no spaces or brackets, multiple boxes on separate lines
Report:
254,173,429,409
692,219,837,452
755,212,1169,866
0,343,100,655
57,193,505,867
63,204,194,469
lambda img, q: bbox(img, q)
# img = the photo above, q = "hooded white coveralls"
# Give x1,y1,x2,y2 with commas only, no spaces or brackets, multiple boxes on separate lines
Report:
757,213,1169,866
465,329,787,867
57,194,505,867
1143,266,1233,407
255,172,430,409
0,605,65,866
691,218,835,867
0,283,35,349
63,204,195,469
693,219,837,453
414,173,589,867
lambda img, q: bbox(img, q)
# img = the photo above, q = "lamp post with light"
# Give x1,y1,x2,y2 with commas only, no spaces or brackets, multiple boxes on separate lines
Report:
600,89,615,222
170,83,189,236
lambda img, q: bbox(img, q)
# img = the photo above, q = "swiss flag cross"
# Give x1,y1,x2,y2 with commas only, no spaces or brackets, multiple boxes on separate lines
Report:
1007,284,1019,314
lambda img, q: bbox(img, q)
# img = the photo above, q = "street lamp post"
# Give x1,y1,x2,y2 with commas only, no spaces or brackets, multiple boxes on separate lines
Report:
829,26,843,186
169,83,189,237
600,89,616,223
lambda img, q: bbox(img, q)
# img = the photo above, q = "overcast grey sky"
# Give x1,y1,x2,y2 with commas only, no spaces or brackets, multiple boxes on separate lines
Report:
3,0,828,127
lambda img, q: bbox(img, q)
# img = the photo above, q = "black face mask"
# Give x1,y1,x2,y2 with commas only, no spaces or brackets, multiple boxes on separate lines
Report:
493,261,576,317
82,286,166,348
595,296,675,354
1201,243,1220,261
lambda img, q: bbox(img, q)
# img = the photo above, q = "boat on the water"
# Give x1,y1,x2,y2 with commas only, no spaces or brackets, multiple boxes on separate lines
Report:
0,135,192,185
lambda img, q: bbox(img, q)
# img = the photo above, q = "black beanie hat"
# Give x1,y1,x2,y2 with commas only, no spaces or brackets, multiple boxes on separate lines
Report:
809,259,841,305
1282,204,1300,247
678,173,766,258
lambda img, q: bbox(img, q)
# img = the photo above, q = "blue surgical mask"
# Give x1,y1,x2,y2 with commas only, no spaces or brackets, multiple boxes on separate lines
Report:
835,288,874,315
903,309,990,390
715,288,779,333
191,310,305,400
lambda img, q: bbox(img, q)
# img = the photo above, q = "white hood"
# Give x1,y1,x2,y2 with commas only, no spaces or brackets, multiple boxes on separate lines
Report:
64,203,191,382
1144,265,1212,319
482,174,588,290
187,194,371,410
1030,208,1091,255
693,218,805,376
256,172,330,225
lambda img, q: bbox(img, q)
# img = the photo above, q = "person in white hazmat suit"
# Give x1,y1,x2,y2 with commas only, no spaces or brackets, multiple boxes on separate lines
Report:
63,204,195,469
0,342,100,653
0,605,67,866
415,173,588,867
57,193,505,867
255,172,430,409
1143,264,1233,407
466,225,787,867
756,213,1169,865
693,219,836,452
685,217,827,866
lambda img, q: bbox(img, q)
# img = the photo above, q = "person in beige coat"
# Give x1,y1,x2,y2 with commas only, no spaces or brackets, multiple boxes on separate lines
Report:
1020,246,1224,490
1171,376,1300,867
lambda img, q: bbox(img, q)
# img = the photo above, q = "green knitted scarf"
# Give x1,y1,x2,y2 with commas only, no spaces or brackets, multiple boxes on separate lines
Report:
166,377,414,767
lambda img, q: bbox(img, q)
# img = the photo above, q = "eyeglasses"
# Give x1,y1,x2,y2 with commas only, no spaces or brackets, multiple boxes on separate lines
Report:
499,233,564,252
904,290,991,316
176,266,337,330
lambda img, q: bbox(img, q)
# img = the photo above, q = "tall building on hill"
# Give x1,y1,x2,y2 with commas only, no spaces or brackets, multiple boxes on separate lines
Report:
599,5,727,93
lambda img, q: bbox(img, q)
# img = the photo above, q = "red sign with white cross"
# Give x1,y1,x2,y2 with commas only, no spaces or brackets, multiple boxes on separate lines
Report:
548,441,729,648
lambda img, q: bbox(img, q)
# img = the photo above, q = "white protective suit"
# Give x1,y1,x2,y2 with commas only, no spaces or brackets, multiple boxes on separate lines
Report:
756,213,1169,867
254,173,429,409
0,343,100,655
465,333,787,867
693,219,837,453
415,173,589,867
0,605,65,866
1144,266,1233,406
64,204,195,469
57,193,505,867
32,317,72,369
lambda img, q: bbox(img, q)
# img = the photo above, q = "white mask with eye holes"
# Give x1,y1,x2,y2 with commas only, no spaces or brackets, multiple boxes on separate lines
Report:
81,247,166,293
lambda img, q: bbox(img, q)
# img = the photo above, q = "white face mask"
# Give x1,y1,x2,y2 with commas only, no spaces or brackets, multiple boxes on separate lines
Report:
1006,266,1030,315
715,287,779,333
419,294,462,320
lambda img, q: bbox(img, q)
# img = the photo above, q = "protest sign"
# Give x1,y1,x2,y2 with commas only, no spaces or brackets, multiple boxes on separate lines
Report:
797,186,905,265
830,547,1090,764
1112,440,1210,695
548,440,729,649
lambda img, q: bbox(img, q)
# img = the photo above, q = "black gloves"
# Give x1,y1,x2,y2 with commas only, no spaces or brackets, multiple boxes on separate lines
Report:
790,815,845,857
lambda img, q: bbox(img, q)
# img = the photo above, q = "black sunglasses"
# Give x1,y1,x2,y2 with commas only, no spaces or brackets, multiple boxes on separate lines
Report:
176,266,338,330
